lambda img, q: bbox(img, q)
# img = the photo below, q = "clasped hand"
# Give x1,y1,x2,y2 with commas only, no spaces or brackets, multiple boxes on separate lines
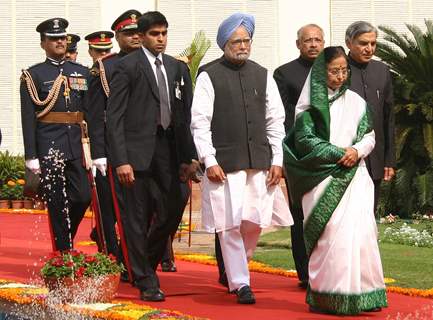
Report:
337,147,358,167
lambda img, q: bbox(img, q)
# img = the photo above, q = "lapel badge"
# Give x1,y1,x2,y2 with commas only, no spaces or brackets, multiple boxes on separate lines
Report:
180,76,184,86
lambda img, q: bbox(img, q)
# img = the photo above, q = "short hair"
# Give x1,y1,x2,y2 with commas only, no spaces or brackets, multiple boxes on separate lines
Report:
323,46,347,64
297,24,324,41
138,11,168,33
345,21,378,43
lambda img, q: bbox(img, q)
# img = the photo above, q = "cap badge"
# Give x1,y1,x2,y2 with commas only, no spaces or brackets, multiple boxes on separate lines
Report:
53,19,60,29
67,35,72,43
131,14,137,22
101,33,106,40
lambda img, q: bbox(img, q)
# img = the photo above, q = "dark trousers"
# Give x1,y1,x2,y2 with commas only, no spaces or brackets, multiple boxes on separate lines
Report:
41,157,91,251
161,182,191,263
92,171,120,256
373,179,382,216
121,130,181,290
285,179,309,282
215,233,225,279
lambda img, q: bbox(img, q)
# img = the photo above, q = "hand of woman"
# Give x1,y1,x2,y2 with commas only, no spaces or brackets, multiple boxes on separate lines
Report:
337,147,358,167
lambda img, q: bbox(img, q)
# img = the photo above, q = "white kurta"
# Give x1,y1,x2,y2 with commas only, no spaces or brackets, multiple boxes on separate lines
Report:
191,70,293,232
300,88,386,297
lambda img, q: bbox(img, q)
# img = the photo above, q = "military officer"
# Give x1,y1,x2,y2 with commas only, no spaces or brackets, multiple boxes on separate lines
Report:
86,10,142,262
65,33,80,62
20,18,91,251
85,31,114,63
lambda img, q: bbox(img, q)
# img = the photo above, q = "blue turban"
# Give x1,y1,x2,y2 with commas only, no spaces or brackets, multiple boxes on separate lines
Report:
216,12,255,50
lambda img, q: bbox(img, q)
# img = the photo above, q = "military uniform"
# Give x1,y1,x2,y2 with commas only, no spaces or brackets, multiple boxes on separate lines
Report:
85,11,141,258
66,33,80,62
20,18,91,251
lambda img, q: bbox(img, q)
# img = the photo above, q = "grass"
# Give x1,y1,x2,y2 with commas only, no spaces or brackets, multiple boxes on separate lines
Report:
253,222,433,289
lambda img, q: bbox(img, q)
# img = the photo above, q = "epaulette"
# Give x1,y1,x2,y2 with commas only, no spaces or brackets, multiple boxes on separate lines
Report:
26,62,44,70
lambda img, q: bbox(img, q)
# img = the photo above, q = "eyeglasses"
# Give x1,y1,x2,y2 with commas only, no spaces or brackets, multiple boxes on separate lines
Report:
327,67,349,76
229,38,252,47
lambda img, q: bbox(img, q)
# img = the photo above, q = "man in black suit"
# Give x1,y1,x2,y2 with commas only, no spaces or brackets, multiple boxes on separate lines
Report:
20,18,91,251
345,21,395,211
106,11,195,301
273,24,325,289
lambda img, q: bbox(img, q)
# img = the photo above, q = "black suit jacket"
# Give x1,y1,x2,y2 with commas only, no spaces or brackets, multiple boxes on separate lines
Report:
348,55,395,180
273,57,313,131
106,49,194,170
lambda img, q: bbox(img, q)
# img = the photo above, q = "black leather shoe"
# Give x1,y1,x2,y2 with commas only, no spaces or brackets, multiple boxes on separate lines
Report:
366,307,382,312
298,280,308,289
161,260,177,272
140,288,165,302
218,272,228,288
236,285,255,304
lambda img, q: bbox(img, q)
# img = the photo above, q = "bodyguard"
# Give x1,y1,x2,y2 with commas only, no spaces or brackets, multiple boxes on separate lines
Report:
20,18,91,251
106,11,195,301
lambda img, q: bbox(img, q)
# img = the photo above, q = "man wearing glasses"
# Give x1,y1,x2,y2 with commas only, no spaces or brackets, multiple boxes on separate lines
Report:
273,23,325,290
191,12,291,305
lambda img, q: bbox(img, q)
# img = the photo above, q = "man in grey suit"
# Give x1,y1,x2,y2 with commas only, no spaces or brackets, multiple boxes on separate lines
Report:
346,21,396,211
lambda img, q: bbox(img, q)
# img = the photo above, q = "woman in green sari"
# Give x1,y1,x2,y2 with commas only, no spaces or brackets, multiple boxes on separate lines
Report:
284,46,387,315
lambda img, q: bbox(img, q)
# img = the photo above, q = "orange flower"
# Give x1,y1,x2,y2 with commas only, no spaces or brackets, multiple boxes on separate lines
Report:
7,181,16,186
16,179,25,185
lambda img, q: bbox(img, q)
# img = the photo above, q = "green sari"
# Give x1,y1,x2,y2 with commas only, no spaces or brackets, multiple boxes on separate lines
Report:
283,52,387,314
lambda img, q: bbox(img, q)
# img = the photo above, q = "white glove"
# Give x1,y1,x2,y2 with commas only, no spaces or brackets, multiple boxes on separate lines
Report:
92,158,107,177
25,159,41,174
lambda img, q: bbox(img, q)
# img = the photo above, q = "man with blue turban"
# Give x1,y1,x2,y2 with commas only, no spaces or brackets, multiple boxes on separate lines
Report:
191,13,292,304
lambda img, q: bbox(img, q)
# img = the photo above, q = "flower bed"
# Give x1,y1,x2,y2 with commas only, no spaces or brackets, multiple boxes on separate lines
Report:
381,223,433,247
0,279,203,319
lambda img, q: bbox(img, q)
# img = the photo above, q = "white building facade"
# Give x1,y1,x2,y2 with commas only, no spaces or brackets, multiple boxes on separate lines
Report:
1,0,431,154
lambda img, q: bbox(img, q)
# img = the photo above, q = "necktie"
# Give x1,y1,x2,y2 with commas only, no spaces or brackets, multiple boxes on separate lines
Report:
155,58,171,129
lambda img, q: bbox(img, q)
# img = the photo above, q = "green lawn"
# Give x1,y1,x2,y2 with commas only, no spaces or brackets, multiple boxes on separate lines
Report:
253,222,433,289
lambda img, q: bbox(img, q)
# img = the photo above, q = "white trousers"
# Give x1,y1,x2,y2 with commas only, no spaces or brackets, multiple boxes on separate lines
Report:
218,220,262,291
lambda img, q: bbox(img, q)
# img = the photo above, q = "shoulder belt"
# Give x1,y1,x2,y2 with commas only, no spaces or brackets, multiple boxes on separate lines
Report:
21,69,70,119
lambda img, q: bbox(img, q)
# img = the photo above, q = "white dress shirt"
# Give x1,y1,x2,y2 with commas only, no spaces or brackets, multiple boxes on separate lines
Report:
142,46,171,110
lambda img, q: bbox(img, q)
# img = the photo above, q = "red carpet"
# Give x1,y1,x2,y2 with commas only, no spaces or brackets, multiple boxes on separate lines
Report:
0,212,432,319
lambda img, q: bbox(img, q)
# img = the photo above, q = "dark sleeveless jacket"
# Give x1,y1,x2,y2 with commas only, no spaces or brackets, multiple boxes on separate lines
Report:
206,59,271,173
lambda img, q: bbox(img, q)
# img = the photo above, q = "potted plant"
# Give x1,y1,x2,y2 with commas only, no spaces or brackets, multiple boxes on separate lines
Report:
0,184,12,209
0,151,25,187
8,180,24,209
40,250,124,303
